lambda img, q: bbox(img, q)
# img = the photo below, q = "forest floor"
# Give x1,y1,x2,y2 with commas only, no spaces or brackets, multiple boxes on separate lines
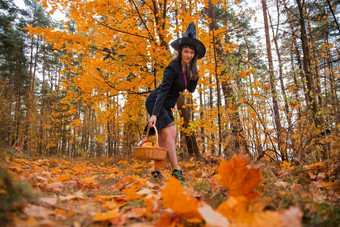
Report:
0,149,339,227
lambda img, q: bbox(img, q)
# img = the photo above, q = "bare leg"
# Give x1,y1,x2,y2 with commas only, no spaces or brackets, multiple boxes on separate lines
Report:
158,125,180,170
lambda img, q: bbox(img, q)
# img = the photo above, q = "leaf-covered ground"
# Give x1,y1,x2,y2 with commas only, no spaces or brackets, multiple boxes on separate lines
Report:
0,152,339,226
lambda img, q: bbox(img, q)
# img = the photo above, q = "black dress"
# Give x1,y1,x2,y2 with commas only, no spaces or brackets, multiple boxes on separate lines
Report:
145,60,198,134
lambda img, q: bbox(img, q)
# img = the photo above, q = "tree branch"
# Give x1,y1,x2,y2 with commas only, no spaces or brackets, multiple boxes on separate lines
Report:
129,0,155,41
97,21,153,41
326,0,340,33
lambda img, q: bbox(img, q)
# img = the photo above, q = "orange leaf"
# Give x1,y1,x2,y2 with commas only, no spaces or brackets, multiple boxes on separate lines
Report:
217,196,248,221
161,177,203,221
144,196,161,217
217,154,262,200
44,182,64,192
93,210,119,221
102,200,128,210
81,177,97,184
13,215,38,226
110,207,146,226
217,196,282,227
56,174,71,182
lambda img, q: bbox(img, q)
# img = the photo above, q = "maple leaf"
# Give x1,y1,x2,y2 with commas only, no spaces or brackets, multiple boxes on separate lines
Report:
144,196,161,217
217,154,262,200
217,196,282,227
161,177,203,221
101,199,128,210
110,207,146,226
56,175,71,182
43,182,64,192
93,210,119,221
59,191,85,201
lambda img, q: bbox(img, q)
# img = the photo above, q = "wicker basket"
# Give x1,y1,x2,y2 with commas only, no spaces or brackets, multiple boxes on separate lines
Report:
133,125,168,161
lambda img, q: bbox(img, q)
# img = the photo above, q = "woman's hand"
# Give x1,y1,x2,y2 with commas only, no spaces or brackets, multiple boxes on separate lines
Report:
148,115,157,127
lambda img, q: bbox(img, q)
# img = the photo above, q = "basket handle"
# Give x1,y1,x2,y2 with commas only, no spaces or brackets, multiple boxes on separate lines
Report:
145,125,159,147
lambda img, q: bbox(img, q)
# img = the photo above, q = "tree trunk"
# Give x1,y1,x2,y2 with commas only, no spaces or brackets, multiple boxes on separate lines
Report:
296,0,320,127
261,0,285,160
282,0,308,106
39,43,46,155
207,0,222,156
269,3,291,130
307,15,322,108
209,76,215,155
176,94,200,157
199,84,206,153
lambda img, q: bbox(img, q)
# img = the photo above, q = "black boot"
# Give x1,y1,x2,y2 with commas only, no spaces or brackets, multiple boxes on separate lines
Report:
172,169,184,181
151,170,163,180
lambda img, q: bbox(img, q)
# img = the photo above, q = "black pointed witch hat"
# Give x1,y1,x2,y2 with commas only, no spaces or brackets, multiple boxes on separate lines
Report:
170,22,206,59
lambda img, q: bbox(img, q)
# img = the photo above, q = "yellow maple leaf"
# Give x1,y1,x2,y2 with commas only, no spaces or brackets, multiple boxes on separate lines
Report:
161,177,203,221
217,154,262,200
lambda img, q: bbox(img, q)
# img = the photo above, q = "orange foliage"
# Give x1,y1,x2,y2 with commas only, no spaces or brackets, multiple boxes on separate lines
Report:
217,154,262,200
161,177,203,221
217,196,282,227
7,154,329,226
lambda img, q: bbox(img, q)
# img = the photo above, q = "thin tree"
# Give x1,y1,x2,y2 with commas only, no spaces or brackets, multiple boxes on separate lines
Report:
261,0,285,160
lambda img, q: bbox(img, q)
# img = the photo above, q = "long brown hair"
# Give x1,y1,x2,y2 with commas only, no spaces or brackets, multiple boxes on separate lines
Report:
173,44,199,80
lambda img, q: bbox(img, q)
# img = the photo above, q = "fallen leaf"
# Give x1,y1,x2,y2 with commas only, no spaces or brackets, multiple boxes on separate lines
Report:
208,175,223,192
81,177,97,184
156,212,180,227
12,214,38,227
217,154,262,200
144,196,161,217
137,188,152,195
24,204,55,219
110,207,146,226
279,207,303,227
217,196,248,221
217,196,282,227
93,195,117,201
304,162,326,170
122,179,147,195
274,181,288,188
93,210,119,221
161,177,203,221
320,180,340,189
101,199,128,210
38,197,57,205
43,182,64,192
56,174,71,182
59,191,85,201
198,203,230,227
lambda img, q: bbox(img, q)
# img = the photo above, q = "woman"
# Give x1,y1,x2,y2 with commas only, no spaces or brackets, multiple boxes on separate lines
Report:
145,22,206,181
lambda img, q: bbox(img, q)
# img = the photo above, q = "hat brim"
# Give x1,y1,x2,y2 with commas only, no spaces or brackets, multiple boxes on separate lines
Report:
170,37,206,59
